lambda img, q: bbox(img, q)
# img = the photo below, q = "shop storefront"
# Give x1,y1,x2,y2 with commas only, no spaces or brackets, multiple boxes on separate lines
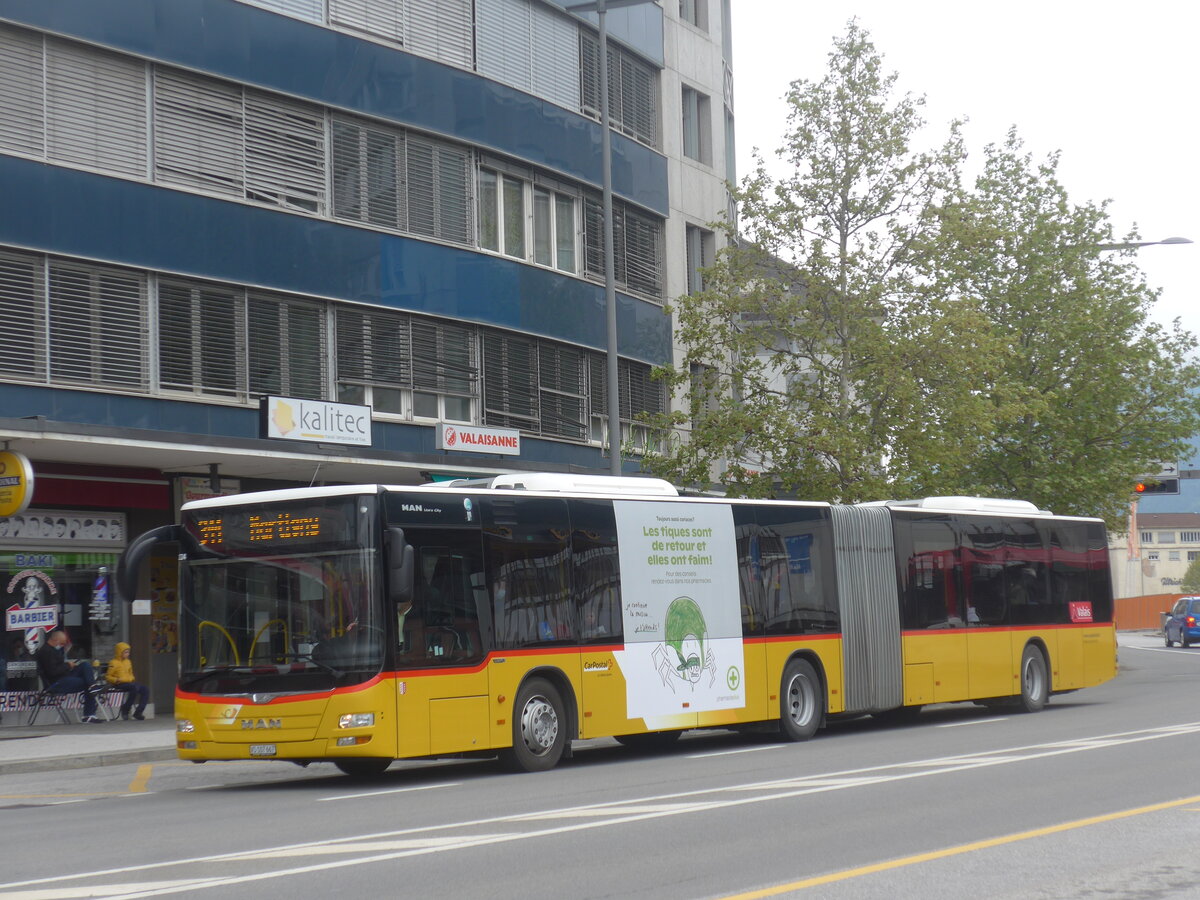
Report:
1,510,127,717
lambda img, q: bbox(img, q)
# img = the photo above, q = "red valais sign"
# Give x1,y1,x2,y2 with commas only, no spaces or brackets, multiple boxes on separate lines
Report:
1068,601,1094,623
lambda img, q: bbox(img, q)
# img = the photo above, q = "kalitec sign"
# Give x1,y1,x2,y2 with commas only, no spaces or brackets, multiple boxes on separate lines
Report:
435,424,521,456
261,397,372,447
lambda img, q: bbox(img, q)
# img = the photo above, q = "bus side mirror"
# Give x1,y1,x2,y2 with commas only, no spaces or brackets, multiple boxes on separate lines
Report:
387,527,415,607
116,524,224,604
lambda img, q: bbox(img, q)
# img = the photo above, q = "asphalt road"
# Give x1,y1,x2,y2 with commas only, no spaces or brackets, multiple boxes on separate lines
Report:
2,631,1198,899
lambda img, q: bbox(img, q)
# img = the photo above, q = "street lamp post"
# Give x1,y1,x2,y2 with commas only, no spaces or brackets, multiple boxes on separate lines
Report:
1094,236,1193,251
565,0,655,476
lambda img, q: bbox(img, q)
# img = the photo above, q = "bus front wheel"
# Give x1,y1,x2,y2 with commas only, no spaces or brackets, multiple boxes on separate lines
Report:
1018,645,1049,713
779,658,822,741
501,677,567,772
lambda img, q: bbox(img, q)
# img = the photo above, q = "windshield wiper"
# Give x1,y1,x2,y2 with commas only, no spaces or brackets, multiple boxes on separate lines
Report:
180,665,233,687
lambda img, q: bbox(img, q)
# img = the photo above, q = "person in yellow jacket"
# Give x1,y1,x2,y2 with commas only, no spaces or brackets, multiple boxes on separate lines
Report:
105,642,149,721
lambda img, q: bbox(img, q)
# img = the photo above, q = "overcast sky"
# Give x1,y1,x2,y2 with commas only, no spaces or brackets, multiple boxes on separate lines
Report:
729,1,1198,339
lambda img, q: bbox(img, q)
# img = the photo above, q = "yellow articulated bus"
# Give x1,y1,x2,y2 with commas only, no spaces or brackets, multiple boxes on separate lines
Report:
116,474,1116,776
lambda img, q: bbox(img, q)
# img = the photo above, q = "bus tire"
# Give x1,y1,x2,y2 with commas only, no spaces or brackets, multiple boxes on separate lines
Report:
334,758,392,777
779,658,822,741
1018,645,1048,713
500,677,567,772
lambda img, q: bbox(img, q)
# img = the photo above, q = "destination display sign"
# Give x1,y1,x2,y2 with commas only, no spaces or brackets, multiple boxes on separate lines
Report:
184,496,370,555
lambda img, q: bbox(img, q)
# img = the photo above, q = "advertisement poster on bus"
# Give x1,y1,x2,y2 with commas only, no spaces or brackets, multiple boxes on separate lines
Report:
613,500,744,719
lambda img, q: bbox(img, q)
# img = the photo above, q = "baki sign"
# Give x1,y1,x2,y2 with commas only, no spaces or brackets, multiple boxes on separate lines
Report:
261,396,372,447
436,423,520,456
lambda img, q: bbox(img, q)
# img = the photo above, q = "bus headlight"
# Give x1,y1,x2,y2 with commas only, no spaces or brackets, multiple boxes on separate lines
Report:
177,719,195,734
338,713,375,729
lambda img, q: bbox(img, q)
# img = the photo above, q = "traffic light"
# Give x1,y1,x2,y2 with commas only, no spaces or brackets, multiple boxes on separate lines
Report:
1135,478,1180,495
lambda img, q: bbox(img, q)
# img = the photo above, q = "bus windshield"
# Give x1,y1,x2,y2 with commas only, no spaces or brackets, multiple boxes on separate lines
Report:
179,493,382,694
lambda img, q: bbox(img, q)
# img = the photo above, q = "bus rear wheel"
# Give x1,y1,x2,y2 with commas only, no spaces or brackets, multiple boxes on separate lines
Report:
779,658,822,741
334,758,392,777
1017,645,1048,713
500,677,567,772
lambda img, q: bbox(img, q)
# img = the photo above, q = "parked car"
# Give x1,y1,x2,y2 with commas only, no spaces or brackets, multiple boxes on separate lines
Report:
1164,596,1200,647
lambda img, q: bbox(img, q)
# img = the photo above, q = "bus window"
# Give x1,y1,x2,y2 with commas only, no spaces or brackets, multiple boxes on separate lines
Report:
961,516,1006,626
396,531,485,665
751,505,838,635
895,513,961,629
569,499,622,642
484,496,572,647
734,506,762,636
1004,518,1054,626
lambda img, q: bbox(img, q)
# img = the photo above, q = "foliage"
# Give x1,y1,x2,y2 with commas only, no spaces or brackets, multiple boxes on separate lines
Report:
641,21,966,502
1183,555,1200,594
640,21,1200,527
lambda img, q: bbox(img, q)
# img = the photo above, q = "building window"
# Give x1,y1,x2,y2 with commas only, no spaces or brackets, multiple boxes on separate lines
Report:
589,356,665,452
1158,532,1176,545
479,167,578,272
1147,551,1160,561
476,0,579,111
336,307,477,423
1141,532,1153,544
332,117,472,245
583,197,664,299
328,0,473,69
1169,551,1181,561
158,279,244,398
681,85,712,165
580,32,658,148
1182,531,1200,543
1188,551,1199,562
679,0,708,30
685,224,715,294
48,260,147,390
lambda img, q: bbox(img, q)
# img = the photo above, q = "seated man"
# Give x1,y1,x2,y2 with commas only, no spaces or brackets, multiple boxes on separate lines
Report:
35,628,103,723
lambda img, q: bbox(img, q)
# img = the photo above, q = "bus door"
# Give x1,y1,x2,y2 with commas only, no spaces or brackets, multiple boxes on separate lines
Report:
962,518,1015,699
897,515,968,705
393,527,491,758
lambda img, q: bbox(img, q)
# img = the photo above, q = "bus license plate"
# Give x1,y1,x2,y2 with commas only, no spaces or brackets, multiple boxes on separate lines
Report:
249,744,276,757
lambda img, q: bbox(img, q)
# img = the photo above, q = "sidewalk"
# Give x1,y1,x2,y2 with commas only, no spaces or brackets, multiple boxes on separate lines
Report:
0,715,177,776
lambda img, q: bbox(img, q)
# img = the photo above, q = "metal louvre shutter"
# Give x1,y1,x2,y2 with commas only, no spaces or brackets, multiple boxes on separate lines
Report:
0,24,45,157
158,279,244,397
407,0,473,69
0,250,46,381
624,206,663,297
406,136,472,245
236,0,324,23
153,69,244,198
531,3,579,112
579,33,656,147
336,306,412,387
538,342,586,439
621,360,661,420
482,331,538,431
329,0,405,45
412,319,477,395
247,294,327,399
48,261,147,388
46,39,147,178
477,0,532,94
243,92,326,214
331,118,406,229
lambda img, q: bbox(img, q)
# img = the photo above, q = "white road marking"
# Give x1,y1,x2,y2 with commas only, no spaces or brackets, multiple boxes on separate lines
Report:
5,721,1200,899
937,717,1007,728
317,781,461,802
687,744,782,758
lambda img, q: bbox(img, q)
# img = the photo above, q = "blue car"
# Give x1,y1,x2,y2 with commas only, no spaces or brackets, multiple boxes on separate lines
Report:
1164,596,1200,647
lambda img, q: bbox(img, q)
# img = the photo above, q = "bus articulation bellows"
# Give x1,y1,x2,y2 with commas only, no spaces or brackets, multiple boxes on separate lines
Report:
116,474,1117,775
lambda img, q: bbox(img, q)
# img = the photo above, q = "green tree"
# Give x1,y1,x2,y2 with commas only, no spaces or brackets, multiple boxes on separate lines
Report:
914,131,1200,525
1182,556,1200,594
642,21,967,501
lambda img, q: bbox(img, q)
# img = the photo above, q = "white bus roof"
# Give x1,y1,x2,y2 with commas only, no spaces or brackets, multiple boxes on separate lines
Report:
428,473,679,496
885,496,1052,516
